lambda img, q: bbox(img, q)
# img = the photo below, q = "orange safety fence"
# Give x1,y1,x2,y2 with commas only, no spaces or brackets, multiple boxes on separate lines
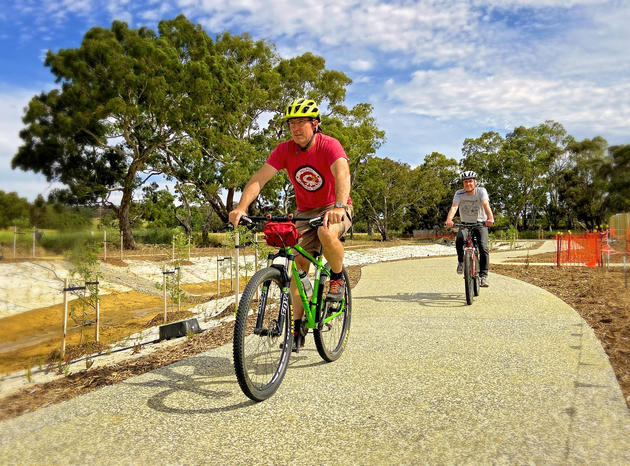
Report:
555,232,603,267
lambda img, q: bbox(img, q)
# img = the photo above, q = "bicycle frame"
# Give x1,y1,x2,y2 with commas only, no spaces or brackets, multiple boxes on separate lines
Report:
268,243,346,331
457,222,483,278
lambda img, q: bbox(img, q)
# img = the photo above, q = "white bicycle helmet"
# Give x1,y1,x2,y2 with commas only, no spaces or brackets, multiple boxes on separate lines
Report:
460,170,477,181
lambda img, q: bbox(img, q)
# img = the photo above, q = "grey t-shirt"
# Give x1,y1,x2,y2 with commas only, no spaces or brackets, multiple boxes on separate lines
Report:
453,187,489,223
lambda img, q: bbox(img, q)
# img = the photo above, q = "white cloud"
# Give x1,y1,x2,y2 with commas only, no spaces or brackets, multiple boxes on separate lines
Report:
0,86,55,201
349,59,373,72
473,0,608,7
0,87,31,161
5,0,629,166
387,68,630,136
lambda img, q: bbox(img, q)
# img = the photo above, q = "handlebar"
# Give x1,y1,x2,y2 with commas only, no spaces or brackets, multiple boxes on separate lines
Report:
238,214,325,229
453,222,486,228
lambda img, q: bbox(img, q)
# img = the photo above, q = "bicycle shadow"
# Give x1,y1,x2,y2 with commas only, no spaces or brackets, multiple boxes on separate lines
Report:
353,291,468,307
124,355,256,414
287,350,327,370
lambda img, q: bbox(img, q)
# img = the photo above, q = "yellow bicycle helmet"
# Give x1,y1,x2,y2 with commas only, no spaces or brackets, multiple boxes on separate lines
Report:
282,98,320,121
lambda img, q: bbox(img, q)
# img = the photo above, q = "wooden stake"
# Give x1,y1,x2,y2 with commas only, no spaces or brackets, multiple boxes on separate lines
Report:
163,267,167,323
62,278,68,359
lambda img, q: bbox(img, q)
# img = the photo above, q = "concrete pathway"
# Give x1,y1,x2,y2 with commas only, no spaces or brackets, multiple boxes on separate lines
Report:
1,250,629,464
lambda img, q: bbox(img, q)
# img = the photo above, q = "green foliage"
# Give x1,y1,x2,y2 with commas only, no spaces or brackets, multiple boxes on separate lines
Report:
0,191,30,228
39,231,99,253
137,228,178,245
29,195,92,230
557,137,611,230
13,16,227,248
354,157,417,240
608,145,630,212
405,152,459,230
133,183,179,229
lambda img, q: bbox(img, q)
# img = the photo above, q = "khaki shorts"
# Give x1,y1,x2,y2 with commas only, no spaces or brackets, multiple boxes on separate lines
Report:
294,204,354,255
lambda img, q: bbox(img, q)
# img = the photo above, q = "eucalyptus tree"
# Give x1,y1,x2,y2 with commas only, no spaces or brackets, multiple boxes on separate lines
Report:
133,183,178,230
0,191,31,228
406,152,460,230
558,136,611,229
12,16,222,248
355,157,440,240
460,130,504,203
165,39,356,223
461,122,569,229
608,145,630,213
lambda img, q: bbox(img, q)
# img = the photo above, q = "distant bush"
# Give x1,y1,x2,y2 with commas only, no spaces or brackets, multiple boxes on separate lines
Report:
193,232,224,247
134,228,177,245
39,231,99,253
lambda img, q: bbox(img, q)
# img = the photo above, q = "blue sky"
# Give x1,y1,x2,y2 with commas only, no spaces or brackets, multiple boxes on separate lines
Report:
1,0,629,201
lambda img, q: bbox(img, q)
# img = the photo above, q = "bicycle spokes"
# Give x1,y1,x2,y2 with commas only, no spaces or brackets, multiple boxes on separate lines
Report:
233,268,292,401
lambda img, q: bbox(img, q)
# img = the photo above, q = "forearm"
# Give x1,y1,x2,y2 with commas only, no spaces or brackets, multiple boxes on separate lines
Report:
331,159,351,205
236,180,262,211
335,177,351,205
483,201,494,222
446,205,458,222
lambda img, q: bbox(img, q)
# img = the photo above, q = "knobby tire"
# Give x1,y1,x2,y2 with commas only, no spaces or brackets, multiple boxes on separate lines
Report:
314,266,352,362
464,252,474,305
233,267,292,401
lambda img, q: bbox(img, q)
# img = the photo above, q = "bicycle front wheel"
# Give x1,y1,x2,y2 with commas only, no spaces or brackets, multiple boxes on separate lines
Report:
233,267,292,401
464,252,474,305
314,266,352,362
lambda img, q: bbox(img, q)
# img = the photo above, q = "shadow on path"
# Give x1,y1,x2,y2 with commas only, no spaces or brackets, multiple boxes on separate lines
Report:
354,291,467,307
124,355,255,414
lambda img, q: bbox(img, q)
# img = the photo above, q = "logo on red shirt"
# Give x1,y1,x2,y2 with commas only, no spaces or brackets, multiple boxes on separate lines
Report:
295,166,324,192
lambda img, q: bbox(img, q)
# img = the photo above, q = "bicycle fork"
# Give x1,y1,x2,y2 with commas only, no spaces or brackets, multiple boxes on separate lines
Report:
464,237,477,279
253,281,291,338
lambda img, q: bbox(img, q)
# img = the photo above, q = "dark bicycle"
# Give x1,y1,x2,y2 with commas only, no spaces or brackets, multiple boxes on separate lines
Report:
232,214,352,401
455,222,483,305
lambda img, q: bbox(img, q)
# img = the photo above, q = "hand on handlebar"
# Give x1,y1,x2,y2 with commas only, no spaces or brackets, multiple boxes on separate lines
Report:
445,219,454,228
323,208,345,228
229,208,248,228
485,219,494,227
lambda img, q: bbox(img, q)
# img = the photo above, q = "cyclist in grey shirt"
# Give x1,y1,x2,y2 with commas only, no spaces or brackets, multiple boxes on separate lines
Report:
445,170,495,287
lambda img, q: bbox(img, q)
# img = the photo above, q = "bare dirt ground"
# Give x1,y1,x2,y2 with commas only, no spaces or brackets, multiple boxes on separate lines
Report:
1,243,629,421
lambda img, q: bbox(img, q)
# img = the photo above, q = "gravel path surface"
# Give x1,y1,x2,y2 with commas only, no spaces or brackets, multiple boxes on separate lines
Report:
1,248,629,464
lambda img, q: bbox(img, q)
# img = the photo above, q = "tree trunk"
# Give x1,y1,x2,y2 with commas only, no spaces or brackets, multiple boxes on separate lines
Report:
201,211,213,246
226,188,235,217
175,185,192,238
118,194,136,250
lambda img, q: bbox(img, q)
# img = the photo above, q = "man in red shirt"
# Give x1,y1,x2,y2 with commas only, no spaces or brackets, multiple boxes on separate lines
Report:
229,98,353,347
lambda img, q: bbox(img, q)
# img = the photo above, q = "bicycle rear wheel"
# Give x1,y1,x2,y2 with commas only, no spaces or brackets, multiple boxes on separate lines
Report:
314,266,351,362
233,267,292,401
464,252,474,305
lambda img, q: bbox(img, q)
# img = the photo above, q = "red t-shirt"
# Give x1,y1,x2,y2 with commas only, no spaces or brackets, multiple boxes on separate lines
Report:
266,133,352,211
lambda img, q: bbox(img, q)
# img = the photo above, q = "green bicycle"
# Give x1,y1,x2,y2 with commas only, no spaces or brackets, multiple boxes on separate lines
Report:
232,215,352,402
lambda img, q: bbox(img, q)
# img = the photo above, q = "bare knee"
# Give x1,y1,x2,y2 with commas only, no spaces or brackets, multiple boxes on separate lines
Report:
317,225,341,245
